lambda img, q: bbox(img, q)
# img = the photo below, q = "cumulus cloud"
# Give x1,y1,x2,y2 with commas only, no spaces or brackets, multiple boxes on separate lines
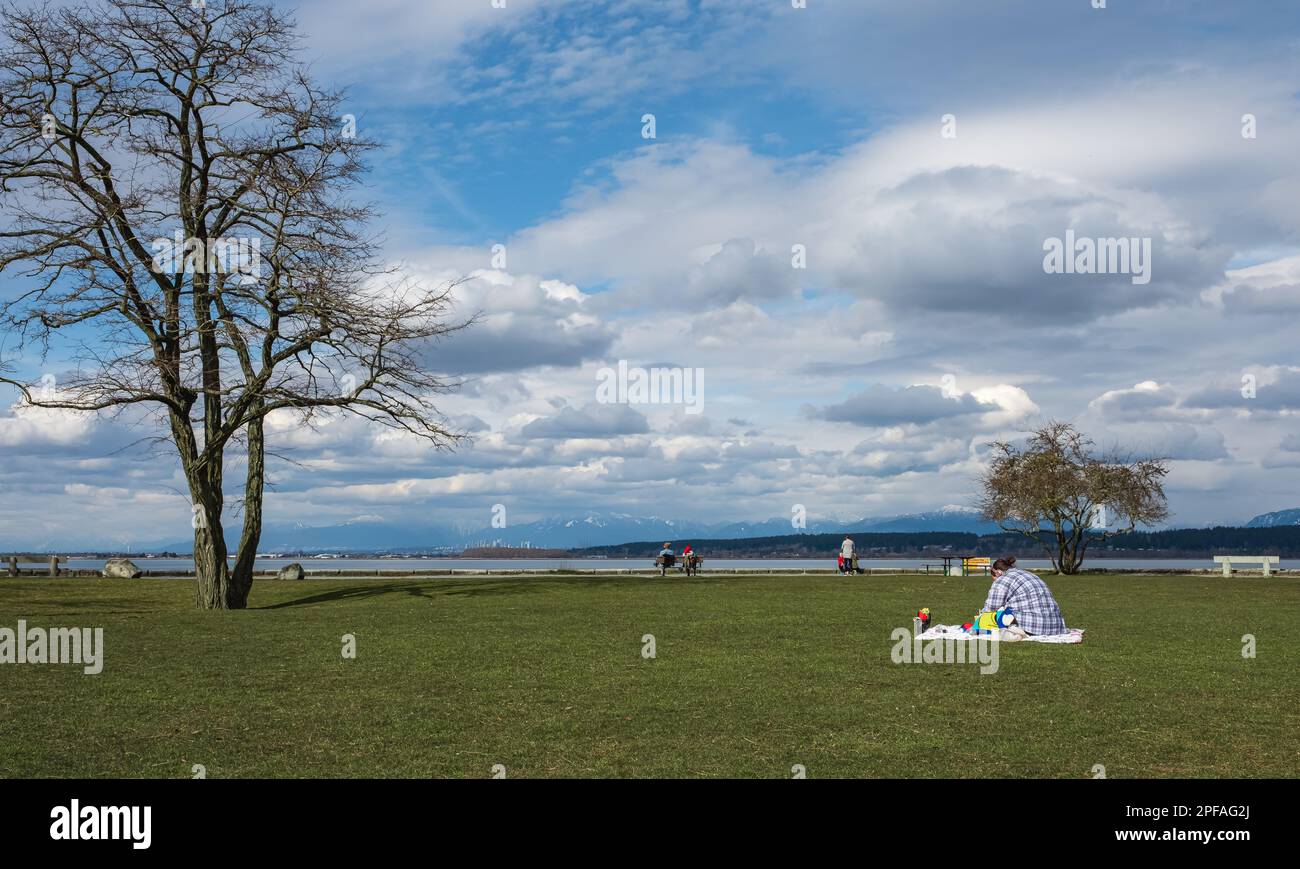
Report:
1185,367,1300,412
1089,381,1185,421
519,403,650,440
421,271,616,374
809,384,999,428
0,402,99,450
1221,282,1300,314
1098,423,1230,462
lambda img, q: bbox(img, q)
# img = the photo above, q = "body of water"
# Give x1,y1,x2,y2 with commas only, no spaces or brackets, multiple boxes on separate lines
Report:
60,556,1297,572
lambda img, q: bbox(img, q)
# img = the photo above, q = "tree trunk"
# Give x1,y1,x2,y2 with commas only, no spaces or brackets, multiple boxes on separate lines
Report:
228,416,266,609
193,490,235,609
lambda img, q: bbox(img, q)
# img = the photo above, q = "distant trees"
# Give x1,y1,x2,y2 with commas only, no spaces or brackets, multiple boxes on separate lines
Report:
977,422,1169,574
573,526,1300,561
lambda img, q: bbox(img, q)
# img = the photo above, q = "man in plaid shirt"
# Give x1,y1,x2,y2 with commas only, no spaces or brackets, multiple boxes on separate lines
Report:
982,557,1066,636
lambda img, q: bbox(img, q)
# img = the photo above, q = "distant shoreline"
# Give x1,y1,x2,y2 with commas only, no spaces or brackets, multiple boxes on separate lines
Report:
24,553,1292,561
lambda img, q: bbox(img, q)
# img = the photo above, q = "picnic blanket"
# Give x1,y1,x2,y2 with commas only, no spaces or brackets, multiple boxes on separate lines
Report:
917,624,1085,644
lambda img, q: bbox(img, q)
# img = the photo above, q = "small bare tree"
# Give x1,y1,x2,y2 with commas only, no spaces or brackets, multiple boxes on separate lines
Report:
977,421,1169,574
0,0,468,608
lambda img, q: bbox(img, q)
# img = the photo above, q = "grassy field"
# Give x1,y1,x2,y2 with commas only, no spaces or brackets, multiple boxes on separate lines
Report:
2,572,1297,778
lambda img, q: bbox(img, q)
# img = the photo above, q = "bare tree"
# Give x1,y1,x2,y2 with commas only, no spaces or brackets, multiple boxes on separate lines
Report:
977,421,1169,574
0,0,468,608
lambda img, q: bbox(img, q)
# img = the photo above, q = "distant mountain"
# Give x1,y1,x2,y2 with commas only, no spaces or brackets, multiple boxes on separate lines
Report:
254,517,463,552
857,507,1004,535
1246,508,1300,528
147,516,467,554
465,513,717,550
244,507,1003,552
19,507,1054,554
709,516,862,538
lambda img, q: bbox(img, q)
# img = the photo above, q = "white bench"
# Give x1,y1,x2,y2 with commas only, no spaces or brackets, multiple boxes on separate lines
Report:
1213,555,1280,577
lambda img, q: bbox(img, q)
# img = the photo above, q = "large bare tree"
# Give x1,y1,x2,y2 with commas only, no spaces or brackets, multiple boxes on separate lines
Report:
0,0,467,608
977,421,1169,574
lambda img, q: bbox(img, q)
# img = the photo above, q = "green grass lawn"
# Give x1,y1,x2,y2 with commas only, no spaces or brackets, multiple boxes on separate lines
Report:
2,573,1297,778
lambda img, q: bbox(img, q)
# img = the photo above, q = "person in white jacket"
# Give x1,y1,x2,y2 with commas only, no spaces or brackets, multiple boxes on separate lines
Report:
840,536,856,574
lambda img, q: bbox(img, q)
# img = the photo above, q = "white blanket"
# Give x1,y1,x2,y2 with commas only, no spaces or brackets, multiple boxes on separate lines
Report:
917,624,1085,644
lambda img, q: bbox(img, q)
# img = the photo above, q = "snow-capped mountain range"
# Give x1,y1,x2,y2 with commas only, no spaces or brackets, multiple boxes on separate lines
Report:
21,506,1299,553
1245,507,1300,528
215,506,1005,552
40,506,1001,553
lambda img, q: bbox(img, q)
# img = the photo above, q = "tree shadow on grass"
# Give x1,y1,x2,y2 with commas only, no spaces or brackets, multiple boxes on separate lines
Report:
257,582,438,609
257,575,662,609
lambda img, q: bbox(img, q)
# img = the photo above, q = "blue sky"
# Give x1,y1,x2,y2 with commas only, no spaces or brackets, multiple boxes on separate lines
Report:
4,0,1300,547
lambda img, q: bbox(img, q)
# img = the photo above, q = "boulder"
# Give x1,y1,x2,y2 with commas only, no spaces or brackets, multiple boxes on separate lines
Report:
277,562,305,581
102,558,143,579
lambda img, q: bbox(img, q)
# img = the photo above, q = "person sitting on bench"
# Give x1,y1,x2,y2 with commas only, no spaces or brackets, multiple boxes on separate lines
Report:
655,543,677,576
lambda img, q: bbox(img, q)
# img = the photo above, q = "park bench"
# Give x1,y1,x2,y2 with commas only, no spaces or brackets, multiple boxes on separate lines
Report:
654,554,704,576
929,555,987,576
6,555,64,577
1213,555,1280,577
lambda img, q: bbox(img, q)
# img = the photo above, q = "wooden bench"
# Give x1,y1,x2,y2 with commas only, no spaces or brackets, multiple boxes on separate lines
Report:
962,557,991,576
1213,555,1280,577
654,554,703,576
654,554,677,577
6,555,64,577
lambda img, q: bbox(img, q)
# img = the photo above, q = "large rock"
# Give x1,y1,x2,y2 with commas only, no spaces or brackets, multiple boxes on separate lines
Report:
102,558,143,579
276,562,305,581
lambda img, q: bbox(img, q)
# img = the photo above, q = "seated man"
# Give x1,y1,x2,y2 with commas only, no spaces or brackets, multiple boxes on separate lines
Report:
656,543,676,569
981,556,1066,636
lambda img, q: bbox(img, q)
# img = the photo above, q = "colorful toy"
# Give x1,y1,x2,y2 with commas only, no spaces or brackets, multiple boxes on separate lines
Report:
965,607,1015,635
